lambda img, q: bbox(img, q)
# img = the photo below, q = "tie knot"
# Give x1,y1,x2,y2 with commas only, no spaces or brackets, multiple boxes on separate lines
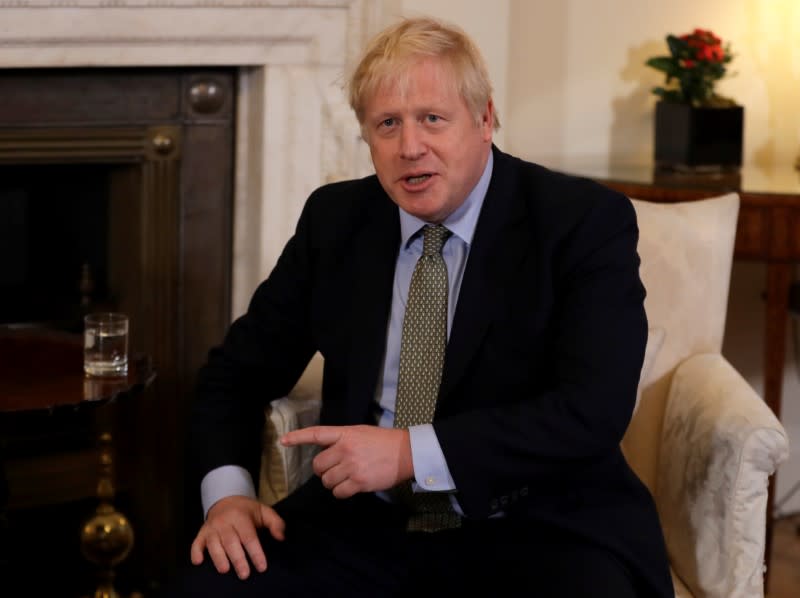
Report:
421,225,451,257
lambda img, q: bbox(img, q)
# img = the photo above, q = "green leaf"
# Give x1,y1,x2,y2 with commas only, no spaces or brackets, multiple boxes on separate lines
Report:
646,56,679,76
666,34,688,58
709,64,725,79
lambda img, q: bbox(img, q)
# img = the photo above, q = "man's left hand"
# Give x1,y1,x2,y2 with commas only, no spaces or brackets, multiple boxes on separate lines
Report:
280,425,413,498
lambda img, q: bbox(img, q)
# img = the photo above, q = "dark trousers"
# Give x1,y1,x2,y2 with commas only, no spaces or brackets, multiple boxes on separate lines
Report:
167,477,640,597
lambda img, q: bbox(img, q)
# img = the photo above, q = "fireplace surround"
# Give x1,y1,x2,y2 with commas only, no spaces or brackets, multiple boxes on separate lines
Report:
0,65,237,593
0,0,390,591
0,0,386,312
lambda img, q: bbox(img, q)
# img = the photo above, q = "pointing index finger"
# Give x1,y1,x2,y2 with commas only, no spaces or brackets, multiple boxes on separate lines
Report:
280,426,342,447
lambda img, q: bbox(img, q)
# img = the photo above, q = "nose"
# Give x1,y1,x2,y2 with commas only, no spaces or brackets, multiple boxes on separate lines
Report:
399,123,427,160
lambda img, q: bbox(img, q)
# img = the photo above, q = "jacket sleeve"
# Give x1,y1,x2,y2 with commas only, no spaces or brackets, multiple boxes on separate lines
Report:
188,192,320,485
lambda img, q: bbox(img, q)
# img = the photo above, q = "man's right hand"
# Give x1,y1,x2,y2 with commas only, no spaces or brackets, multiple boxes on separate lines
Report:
190,495,286,580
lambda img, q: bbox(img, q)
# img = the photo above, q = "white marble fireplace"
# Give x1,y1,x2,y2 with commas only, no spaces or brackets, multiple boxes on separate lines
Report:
0,0,390,316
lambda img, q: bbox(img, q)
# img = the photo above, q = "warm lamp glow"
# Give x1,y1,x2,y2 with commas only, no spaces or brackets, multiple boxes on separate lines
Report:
745,0,800,169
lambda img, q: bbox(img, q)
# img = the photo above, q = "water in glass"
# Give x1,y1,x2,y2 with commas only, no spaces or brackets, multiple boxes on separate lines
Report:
84,313,129,377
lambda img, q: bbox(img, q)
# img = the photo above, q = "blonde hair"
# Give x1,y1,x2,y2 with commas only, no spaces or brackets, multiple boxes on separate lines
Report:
348,17,501,131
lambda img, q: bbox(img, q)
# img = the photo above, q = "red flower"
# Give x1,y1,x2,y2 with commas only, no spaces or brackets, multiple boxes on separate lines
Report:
646,27,735,106
696,43,725,63
692,28,721,45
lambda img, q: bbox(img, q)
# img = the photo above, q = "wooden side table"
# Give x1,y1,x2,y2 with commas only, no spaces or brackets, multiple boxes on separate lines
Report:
0,327,155,598
550,160,800,589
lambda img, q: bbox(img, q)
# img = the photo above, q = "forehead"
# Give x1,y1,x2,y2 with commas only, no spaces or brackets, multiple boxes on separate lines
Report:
365,57,460,113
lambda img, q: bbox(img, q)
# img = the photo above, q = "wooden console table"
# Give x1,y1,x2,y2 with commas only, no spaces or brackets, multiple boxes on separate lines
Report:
552,160,800,582
0,328,155,598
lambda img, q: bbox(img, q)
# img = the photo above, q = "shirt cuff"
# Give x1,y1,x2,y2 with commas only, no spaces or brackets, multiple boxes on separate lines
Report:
408,424,456,492
200,465,256,518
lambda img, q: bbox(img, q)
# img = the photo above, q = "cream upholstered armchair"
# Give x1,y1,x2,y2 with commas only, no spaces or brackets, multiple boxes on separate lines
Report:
257,192,790,598
623,192,789,597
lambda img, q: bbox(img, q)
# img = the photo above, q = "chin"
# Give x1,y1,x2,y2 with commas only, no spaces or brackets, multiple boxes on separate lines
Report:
396,197,444,221
405,206,442,223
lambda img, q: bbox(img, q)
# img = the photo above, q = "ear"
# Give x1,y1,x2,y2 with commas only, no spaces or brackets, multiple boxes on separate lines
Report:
480,99,494,142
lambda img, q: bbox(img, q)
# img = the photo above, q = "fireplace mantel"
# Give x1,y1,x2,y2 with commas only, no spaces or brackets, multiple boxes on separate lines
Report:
0,0,389,315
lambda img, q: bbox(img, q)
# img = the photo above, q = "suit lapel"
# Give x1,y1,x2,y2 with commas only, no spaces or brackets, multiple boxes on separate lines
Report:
439,149,534,409
345,187,400,423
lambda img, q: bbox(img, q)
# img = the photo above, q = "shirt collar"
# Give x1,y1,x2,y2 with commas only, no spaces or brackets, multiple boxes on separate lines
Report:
399,150,493,249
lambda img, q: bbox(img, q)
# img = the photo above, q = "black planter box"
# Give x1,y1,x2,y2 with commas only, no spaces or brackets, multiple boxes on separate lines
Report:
654,102,743,171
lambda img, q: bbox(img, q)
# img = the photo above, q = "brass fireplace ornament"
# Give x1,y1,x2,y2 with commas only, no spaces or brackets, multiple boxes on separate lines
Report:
151,133,174,156
80,432,134,598
189,79,226,114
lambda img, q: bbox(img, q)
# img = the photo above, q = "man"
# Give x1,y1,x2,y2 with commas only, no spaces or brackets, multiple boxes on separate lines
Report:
176,16,673,597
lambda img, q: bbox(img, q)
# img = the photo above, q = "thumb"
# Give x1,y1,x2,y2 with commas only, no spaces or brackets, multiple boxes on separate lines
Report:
259,503,286,541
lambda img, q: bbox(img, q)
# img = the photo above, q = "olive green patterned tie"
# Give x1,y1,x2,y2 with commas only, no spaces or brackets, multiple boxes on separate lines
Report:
393,224,461,532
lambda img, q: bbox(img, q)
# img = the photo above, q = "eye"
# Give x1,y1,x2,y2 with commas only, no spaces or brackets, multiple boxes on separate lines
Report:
379,117,396,129
425,114,441,124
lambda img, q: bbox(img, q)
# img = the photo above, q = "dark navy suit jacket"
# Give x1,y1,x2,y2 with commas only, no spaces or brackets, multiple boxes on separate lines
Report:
191,146,673,597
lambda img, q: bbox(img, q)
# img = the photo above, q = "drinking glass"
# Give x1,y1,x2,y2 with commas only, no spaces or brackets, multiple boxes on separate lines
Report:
84,312,129,377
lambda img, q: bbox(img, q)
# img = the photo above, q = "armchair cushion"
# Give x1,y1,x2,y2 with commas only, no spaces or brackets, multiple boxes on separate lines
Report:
623,193,740,492
635,326,665,415
657,353,789,598
258,354,323,505
259,395,321,505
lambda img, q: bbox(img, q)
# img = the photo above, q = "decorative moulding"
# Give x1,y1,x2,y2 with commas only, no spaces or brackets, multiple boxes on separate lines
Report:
0,1,381,68
0,0,387,317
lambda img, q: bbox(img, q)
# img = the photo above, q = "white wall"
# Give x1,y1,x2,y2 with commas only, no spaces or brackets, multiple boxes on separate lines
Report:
397,0,510,149
392,0,800,514
505,0,800,168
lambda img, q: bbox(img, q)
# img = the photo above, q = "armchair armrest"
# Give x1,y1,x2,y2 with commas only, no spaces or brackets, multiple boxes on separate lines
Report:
258,353,323,505
258,396,321,505
656,353,789,598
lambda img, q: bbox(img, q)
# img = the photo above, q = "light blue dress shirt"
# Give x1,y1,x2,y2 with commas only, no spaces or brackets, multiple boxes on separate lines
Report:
375,151,493,500
201,152,494,516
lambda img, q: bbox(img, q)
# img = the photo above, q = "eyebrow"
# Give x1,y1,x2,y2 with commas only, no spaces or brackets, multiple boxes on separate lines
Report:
369,105,451,119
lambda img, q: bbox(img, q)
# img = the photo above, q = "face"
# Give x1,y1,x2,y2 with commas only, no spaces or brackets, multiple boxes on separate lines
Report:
362,58,494,223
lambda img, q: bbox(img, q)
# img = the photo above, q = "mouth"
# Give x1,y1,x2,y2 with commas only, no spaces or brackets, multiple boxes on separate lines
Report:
400,172,435,190
406,174,432,184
